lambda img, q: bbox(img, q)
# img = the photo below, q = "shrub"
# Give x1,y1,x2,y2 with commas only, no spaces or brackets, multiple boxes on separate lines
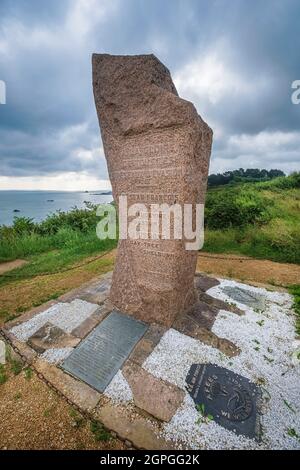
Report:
257,172,300,191
205,187,271,229
12,216,36,235
37,205,98,235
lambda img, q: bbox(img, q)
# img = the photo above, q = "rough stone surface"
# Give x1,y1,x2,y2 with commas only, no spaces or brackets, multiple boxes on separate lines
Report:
198,291,245,315
93,53,212,327
128,323,166,365
123,362,185,422
3,330,37,364
187,300,219,329
194,274,220,291
10,299,99,341
34,359,100,411
27,322,80,354
95,401,176,450
71,304,112,339
78,278,112,304
173,315,240,357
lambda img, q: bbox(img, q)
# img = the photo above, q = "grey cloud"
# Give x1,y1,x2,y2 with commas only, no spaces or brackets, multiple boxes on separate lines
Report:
0,0,299,182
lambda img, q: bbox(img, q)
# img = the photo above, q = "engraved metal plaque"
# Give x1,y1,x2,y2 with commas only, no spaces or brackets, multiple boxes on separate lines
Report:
221,286,265,310
62,310,148,392
186,364,262,440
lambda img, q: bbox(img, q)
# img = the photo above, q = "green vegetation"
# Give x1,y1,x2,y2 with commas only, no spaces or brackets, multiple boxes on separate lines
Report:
10,358,23,375
283,399,296,413
208,168,285,187
287,427,300,442
195,403,214,424
69,407,85,428
90,420,111,442
0,345,24,385
288,284,300,335
0,202,117,286
24,367,33,381
0,173,299,293
0,364,8,385
203,173,300,264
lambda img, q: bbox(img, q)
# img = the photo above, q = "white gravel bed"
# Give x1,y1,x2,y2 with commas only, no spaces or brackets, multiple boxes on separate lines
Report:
104,371,133,403
110,279,299,449
10,299,98,341
8,278,300,449
41,347,73,364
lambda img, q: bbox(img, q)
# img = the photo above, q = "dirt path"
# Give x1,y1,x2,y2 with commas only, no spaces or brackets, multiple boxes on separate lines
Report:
0,259,27,274
1,250,299,324
0,251,116,325
0,368,124,450
197,252,300,288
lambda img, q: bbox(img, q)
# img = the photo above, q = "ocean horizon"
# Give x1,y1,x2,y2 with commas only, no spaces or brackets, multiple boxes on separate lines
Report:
0,190,113,226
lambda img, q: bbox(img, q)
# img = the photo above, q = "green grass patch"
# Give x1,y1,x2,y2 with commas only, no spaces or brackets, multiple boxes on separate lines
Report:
0,231,116,287
90,420,111,442
0,174,299,292
288,285,300,335
0,364,8,385
203,174,300,264
10,358,23,375
69,407,85,428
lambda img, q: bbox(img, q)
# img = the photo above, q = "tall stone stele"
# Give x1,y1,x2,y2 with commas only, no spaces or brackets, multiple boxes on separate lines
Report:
93,54,212,328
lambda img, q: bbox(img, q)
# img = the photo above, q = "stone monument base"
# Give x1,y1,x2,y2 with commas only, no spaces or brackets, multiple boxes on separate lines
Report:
2,270,299,450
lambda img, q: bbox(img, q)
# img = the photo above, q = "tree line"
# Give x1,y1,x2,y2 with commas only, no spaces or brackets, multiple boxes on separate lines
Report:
208,168,285,187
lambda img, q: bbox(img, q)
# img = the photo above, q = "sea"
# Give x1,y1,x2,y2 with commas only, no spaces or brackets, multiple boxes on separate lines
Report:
0,190,113,226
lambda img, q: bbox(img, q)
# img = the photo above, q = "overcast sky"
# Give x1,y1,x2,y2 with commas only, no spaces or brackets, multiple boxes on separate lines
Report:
0,0,299,190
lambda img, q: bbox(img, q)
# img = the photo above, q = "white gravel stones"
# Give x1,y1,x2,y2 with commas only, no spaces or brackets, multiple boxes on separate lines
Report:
10,299,98,341
41,347,73,364
8,279,300,449
104,371,133,403
141,279,299,449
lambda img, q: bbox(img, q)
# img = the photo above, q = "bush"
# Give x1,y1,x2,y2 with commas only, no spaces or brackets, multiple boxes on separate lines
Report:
12,216,36,235
205,187,271,229
0,202,115,261
257,172,300,191
37,204,99,235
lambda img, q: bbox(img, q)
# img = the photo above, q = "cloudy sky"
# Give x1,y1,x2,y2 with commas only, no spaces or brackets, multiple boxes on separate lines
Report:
0,0,299,191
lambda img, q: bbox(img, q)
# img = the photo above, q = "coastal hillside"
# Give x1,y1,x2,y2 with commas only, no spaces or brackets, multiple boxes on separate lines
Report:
204,172,300,264
0,172,299,268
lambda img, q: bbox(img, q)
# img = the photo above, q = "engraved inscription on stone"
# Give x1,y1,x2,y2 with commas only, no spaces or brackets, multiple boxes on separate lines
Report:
222,286,265,310
62,310,148,392
186,364,262,440
93,54,212,327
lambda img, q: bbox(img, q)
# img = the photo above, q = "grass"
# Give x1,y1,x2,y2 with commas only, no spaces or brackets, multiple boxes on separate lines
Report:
90,420,111,442
69,407,85,428
0,364,8,384
287,427,300,442
0,251,115,325
195,403,214,424
0,174,298,325
0,344,24,386
288,284,300,335
203,174,300,264
0,229,117,286
24,367,33,381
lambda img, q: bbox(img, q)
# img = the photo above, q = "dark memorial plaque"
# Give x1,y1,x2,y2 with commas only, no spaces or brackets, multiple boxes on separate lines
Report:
221,286,265,310
186,364,262,440
62,310,148,392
